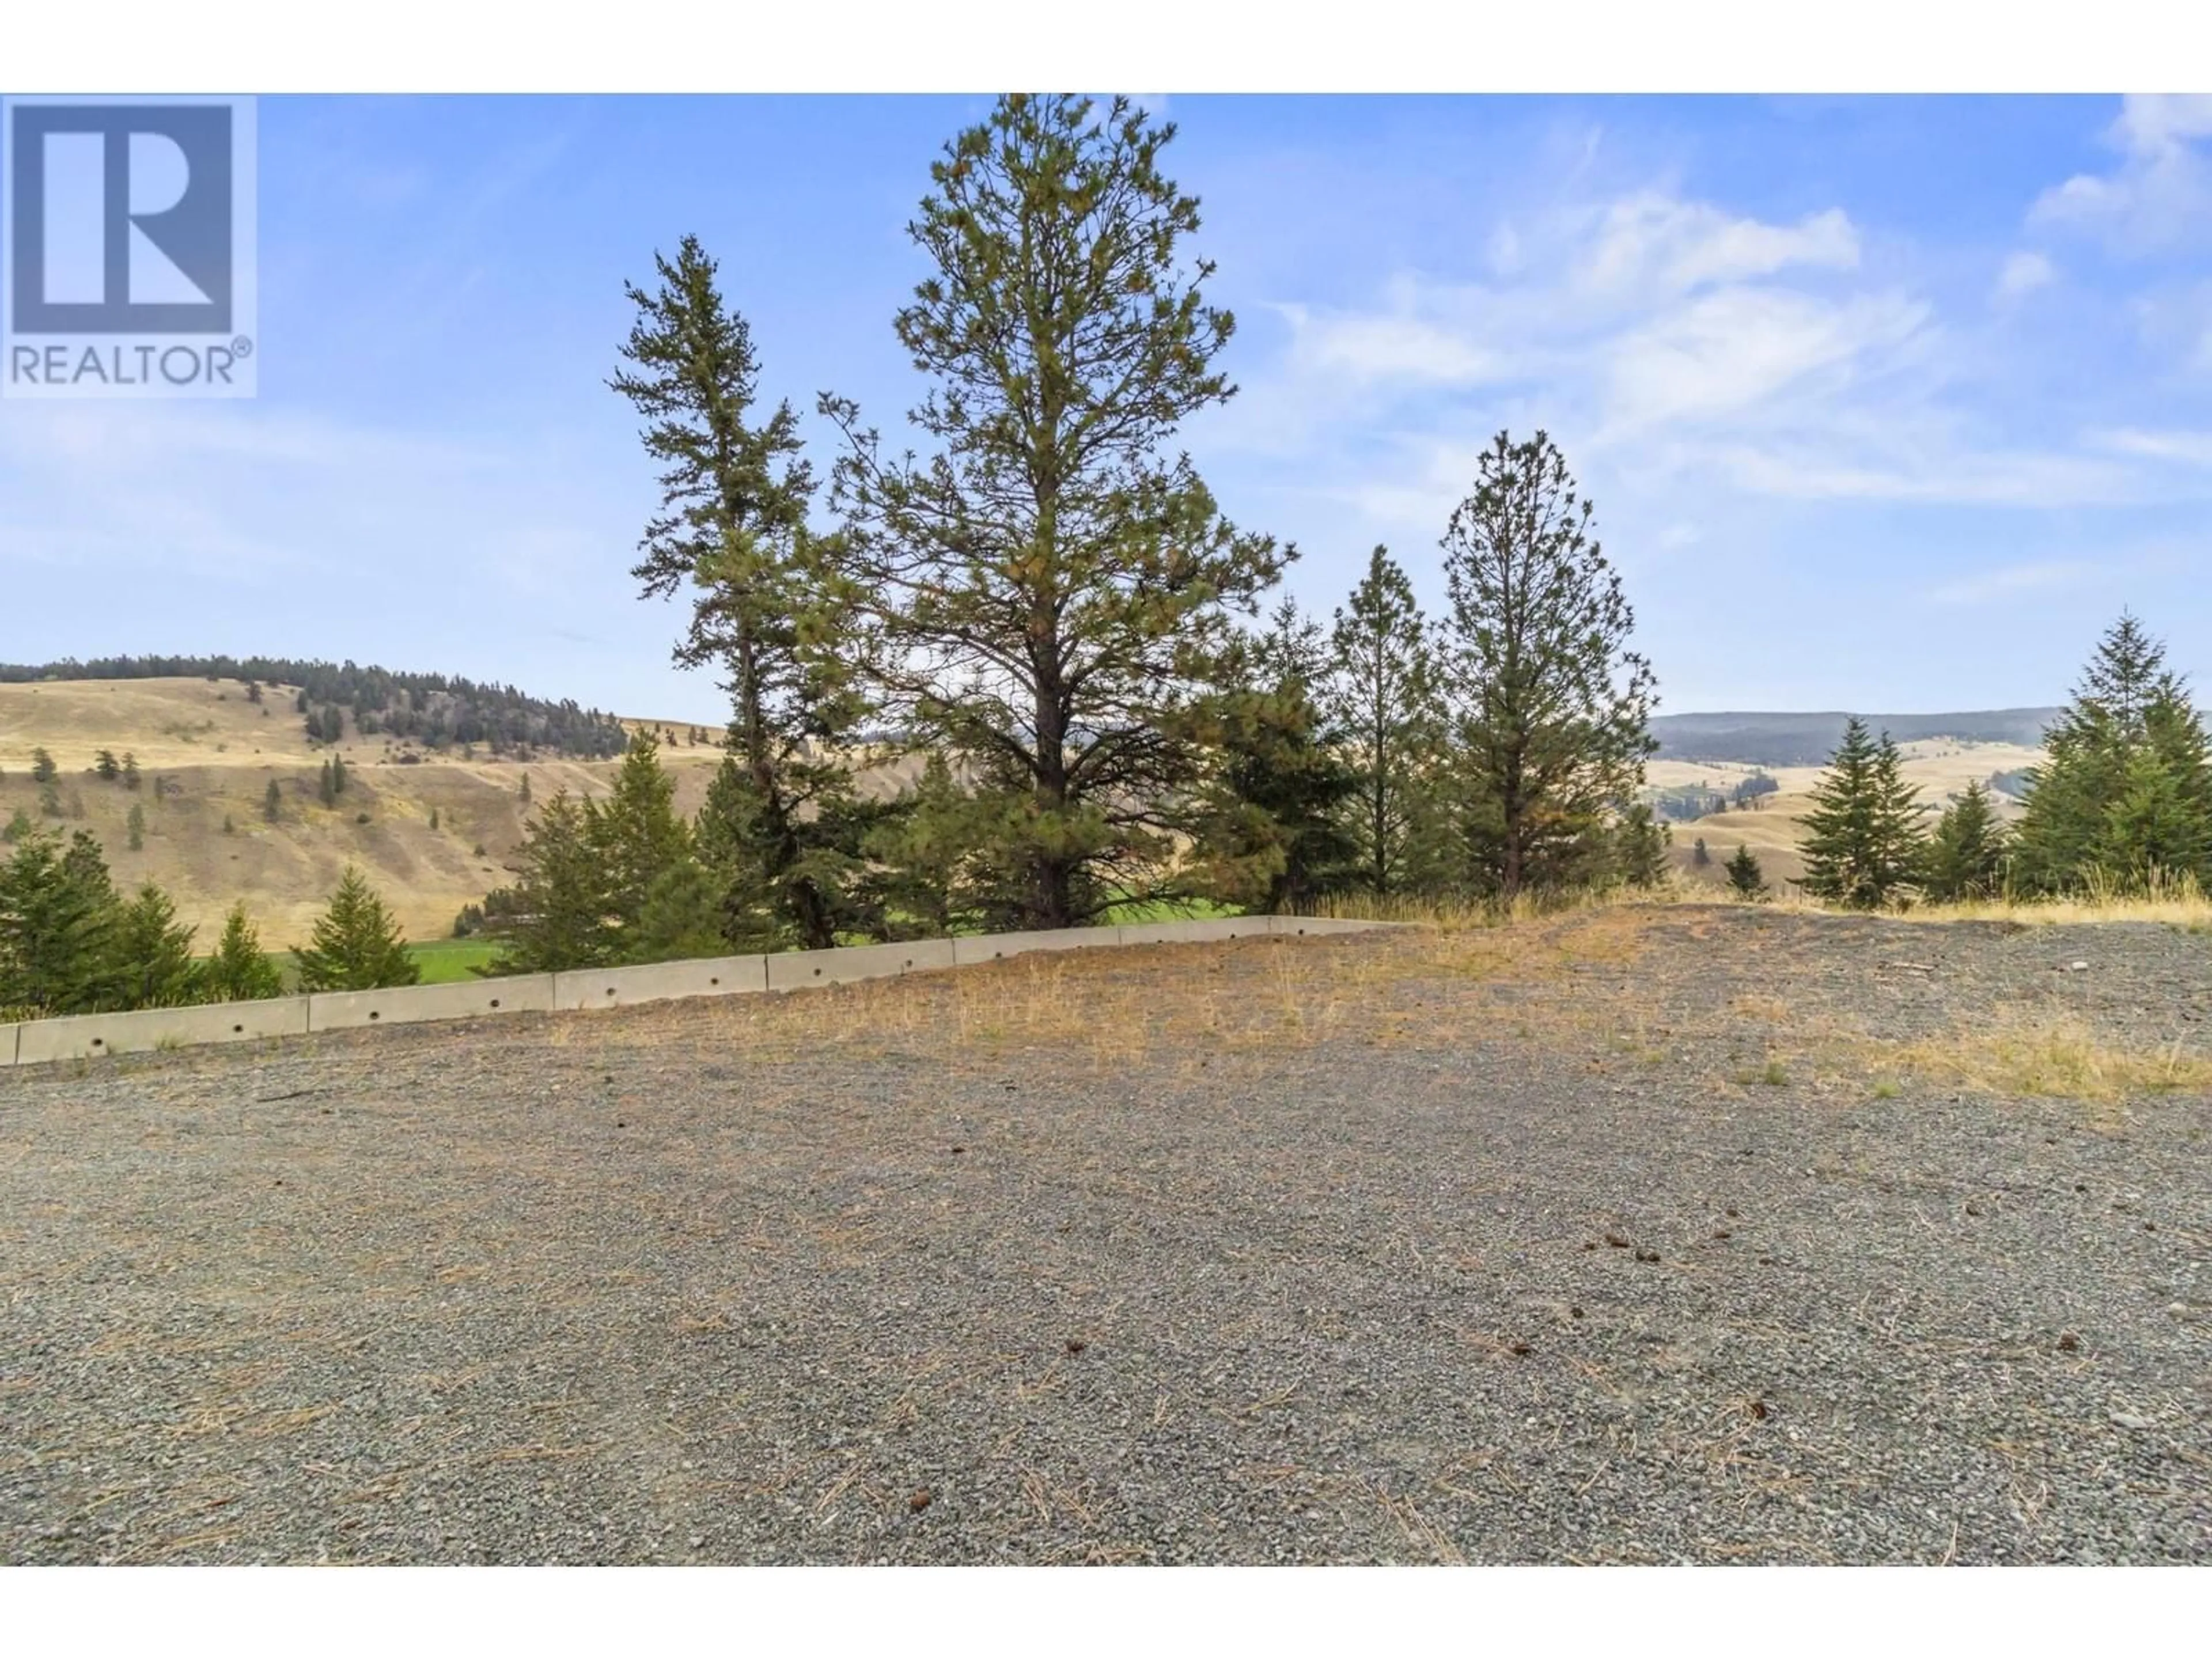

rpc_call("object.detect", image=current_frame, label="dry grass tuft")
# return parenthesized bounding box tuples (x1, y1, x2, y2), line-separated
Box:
(1872, 1013, 2212, 1107)
(1760, 868, 2212, 932)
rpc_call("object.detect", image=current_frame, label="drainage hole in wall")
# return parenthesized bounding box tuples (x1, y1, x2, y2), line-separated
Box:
(369, 1012, 380, 1021)
(710, 977, 719, 986)
(489, 999, 501, 1009)
(605, 988, 616, 997)
(232, 1024, 244, 1035)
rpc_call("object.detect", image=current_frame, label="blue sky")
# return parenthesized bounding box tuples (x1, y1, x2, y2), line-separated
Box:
(2, 93, 2209, 724)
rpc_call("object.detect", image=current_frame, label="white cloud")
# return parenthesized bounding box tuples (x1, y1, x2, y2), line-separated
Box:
(1277, 303, 1503, 387)
(1218, 161, 2212, 544)
(2112, 94, 2212, 153)
(2090, 426, 2212, 467)
(2029, 94, 2212, 253)
(1927, 560, 2100, 606)
(1995, 251, 2055, 301)
(1574, 194, 1858, 300)
(1600, 287, 1928, 433)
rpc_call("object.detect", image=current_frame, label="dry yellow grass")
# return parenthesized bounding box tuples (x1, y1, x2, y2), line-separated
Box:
(1874, 1014, 2212, 1106)
(1759, 868, 2212, 931)
(1648, 737, 2044, 808)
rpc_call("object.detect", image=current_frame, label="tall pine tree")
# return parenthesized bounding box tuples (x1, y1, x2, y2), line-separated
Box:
(1436, 430, 1657, 897)
(822, 94, 1288, 929)
(613, 233, 874, 952)
(1327, 546, 1446, 896)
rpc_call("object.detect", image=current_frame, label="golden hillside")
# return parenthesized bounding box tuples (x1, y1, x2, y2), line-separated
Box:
(0, 677, 734, 950)
(1651, 738, 2044, 892)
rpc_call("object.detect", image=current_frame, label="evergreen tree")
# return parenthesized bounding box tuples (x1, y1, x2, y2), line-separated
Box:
(31, 748, 57, 785)
(331, 753, 349, 796)
(1181, 601, 1360, 914)
(1797, 718, 1927, 908)
(2, 808, 29, 844)
(121, 752, 141, 791)
(264, 779, 282, 823)
(2014, 616, 2212, 892)
(1692, 836, 1711, 867)
(94, 749, 120, 782)
(588, 733, 694, 933)
(1725, 843, 1769, 900)
(293, 867, 419, 992)
(110, 884, 201, 1008)
(518, 771, 532, 807)
(429, 806, 440, 833)
(126, 803, 145, 852)
(1436, 430, 1657, 897)
(623, 859, 728, 964)
(0, 828, 125, 1016)
(1327, 545, 1446, 896)
(486, 792, 616, 973)
(318, 760, 336, 808)
(822, 94, 1288, 930)
(613, 232, 877, 952)
(1610, 802, 1672, 889)
(38, 781, 63, 819)
(1924, 780, 2010, 902)
(865, 751, 988, 939)
(203, 902, 285, 1001)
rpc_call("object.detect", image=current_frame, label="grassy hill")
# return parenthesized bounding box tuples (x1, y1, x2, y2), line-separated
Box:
(0, 676, 737, 950)
(1650, 736, 2046, 893)
(1649, 707, 2059, 767)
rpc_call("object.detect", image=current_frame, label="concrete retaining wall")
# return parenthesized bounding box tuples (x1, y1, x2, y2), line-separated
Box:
(766, 938, 957, 991)
(307, 975, 556, 1033)
(1, 916, 1401, 1069)
(1118, 917, 1273, 947)
(550, 955, 768, 1013)
(1266, 915, 1389, 937)
(13, 996, 310, 1064)
(950, 927, 1126, 966)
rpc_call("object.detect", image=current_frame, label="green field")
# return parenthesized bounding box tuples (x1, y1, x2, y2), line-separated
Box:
(247, 937, 504, 991)
(399, 938, 505, 983)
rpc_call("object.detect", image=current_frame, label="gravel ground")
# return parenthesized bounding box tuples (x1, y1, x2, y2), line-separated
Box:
(2, 904, 2207, 1564)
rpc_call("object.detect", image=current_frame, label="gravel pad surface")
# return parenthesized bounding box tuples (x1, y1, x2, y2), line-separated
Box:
(3, 907, 2207, 1563)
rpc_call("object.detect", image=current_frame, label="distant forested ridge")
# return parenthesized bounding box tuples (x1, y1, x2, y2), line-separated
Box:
(1648, 709, 2061, 767)
(0, 655, 629, 759)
